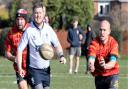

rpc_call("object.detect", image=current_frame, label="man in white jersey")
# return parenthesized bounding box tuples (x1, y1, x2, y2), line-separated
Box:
(16, 2, 66, 89)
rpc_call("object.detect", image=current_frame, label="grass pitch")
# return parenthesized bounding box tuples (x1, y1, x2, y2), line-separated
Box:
(0, 56, 128, 89)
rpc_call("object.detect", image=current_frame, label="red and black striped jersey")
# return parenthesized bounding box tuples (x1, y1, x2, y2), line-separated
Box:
(88, 36, 119, 76)
(4, 23, 29, 75)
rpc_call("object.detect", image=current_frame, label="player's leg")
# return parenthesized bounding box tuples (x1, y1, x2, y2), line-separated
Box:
(74, 47, 81, 73)
(74, 56, 79, 73)
(42, 67, 50, 89)
(32, 84, 50, 89)
(95, 76, 107, 89)
(32, 83, 50, 89)
(33, 83, 43, 89)
(28, 67, 51, 89)
(108, 74, 119, 89)
(27, 67, 43, 89)
(16, 73, 28, 89)
(44, 87, 50, 89)
(69, 47, 75, 74)
(19, 80, 28, 89)
(69, 55, 74, 74)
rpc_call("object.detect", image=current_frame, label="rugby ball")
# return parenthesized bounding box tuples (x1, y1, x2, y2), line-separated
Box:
(39, 44, 54, 60)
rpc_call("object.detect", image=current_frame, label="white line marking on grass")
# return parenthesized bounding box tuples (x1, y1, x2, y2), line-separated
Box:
(0, 73, 128, 79)
(51, 74, 93, 78)
(0, 65, 11, 67)
(52, 75, 128, 79)
(78, 65, 128, 68)
(0, 76, 15, 77)
(0, 74, 15, 77)
(0, 81, 17, 84)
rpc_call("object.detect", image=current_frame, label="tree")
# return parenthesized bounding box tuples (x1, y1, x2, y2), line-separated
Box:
(8, 0, 20, 24)
(8, 0, 94, 29)
(9, 0, 34, 24)
(44, 0, 94, 29)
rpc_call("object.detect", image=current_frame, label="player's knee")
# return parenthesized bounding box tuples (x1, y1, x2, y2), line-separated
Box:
(44, 86, 50, 89)
(19, 80, 28, 89)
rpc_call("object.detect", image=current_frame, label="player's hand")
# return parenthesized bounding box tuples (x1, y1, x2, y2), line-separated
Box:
(60, 57, 66, 64)
(18, 68, 26, 78)
(99, 58, 105, 68)
(79, 34, 83, 41)
(89, 63, 95, 72)
(99, 57, 106, 69)
(88, 58, 95, 72)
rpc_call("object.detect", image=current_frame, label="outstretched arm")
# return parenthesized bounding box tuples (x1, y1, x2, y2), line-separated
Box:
(99, 56, 117, 69)
(88, 56, 95, 72)
(5, 51, 15, 62)
(55, 43, 66, 64)
(16, 51, 26, 77)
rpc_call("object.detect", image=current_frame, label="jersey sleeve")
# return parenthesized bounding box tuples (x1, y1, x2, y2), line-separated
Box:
(110, 39, 119, 57)
(49, 26, 60, 47)
(4, 31, 12, 52)
(88, 40, 97, 58)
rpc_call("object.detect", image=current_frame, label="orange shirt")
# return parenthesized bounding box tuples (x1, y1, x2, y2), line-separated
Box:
(5, 23, 29, 75)
(88, 36, 119, 76)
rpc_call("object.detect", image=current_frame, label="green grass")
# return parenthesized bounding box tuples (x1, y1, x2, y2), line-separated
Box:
(0, 56, 128, 89)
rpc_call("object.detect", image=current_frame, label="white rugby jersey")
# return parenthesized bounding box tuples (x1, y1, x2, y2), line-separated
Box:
(18, 22, 60, 69)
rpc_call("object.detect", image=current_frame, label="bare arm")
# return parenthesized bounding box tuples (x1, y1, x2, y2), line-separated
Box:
(5, 52, 15, 62)
(16, 51, 23, 71)
(88, 56, 95, 72)
(55, 43, 66, 64)
(16, 51, 25, 77)
(99, 56, 117, 69)
(104, 61, 116, 69)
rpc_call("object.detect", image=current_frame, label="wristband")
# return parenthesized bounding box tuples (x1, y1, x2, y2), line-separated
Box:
(110, 55, 117, 61)
(59, 55, 64, 58)
(88, 56, 95, 60)
(57, 52, 64, 59)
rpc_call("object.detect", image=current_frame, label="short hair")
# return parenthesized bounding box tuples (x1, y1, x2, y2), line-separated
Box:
(72, 16, 78, 23)
(32, 2, 45, 11)
(100, 19, 111, 30)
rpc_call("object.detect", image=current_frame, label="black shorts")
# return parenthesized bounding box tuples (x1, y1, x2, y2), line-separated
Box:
(27, 66, 51, 87)
(16, 73, 28, 84)
(95, 74, 119, 89)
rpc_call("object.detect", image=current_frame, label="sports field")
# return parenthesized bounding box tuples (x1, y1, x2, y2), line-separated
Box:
(0, 56, 128, 89)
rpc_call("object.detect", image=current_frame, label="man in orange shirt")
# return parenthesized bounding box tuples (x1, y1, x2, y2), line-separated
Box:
(4, 9, 29, 89)
(88, 20, 119, 89)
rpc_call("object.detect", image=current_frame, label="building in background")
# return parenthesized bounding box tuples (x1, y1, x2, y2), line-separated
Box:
(93, 0, 128, 57)
(93, 0, 128, 29)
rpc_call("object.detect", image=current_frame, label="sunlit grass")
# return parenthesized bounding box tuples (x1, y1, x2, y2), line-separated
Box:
(0, 56, 128, 89)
